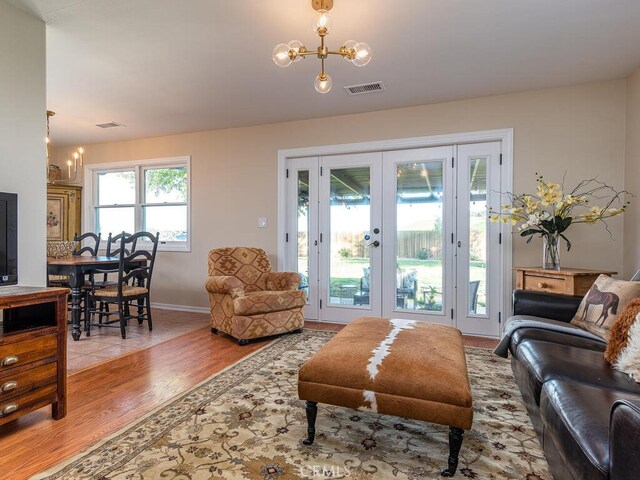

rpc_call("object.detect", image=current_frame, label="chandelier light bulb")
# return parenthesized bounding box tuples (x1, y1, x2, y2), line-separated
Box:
(312, 9, 332, 34)
(272, 43, 293, 67)
(352, 42, 372, 67)
(343, 40, 357, 61)
(288, 40, 304, 63)
(314, 73, 332, 94)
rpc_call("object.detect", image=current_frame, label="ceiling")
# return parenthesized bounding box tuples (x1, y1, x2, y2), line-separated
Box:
(8, 0, 640, 147)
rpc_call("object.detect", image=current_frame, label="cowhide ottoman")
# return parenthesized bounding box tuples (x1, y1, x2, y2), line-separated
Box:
(298, 317, 473, 477)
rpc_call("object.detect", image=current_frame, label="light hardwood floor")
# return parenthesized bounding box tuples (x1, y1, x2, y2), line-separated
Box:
(0, 314, 498, 480)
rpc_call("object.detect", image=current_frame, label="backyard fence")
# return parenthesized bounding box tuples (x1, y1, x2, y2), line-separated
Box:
(326, 230, 443, 259)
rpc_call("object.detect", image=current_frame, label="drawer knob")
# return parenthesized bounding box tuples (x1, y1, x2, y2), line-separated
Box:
(538, 282, 548, 288)
(1, 356, 18, 367)
(1, 403, 18, 416)
(1, 381, 17, 393)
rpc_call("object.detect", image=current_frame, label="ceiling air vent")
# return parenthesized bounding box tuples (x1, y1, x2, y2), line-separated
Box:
(344, 81, 385, 96)
(96, 122, 125, 129)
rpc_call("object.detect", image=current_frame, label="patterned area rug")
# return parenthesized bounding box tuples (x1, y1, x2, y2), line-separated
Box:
(34, 330, 550, 480)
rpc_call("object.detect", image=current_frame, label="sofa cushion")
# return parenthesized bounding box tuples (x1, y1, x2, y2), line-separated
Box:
(233, 290, 306, 316)
(516, 340, 640, 405)
(509, 327, 606, 358)
(570, 275, 640, 340)
(541, 380, 640, 480)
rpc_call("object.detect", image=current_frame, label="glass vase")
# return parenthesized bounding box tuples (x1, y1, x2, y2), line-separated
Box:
(543, 234, 561, 270)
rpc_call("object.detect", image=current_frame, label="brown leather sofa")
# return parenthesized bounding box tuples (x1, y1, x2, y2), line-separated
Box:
(508, 290, 640, 480)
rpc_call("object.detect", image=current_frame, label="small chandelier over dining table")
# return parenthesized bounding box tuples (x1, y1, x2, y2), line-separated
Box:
(272, 0, 372, 94)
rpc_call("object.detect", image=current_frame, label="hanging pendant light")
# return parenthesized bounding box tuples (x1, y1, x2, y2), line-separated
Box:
(272, 0, 372, 94)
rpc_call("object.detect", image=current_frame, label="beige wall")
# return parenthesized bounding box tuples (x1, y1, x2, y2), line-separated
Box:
(53, 79, 628, 308)
(624, 67, 640, 278)
(0, 1, 47, 286)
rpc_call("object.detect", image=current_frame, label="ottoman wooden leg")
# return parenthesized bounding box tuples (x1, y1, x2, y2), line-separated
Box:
(441, 427, 464, 477)
(303, 401, 318, 445)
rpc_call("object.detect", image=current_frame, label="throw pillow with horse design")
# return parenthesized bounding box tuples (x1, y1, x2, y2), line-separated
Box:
(571, 275, 640, 340)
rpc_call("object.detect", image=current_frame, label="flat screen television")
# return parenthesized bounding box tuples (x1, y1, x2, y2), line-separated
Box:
(0, 192, 18, 286)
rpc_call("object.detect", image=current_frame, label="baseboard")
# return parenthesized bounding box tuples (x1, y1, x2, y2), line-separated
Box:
(151, 302, 210, 314)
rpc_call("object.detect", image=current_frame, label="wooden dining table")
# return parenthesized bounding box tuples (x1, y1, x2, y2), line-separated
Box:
(47, 256, 145, 341)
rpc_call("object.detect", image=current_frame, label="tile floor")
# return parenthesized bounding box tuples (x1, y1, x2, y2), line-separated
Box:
(66, 309, 210, 373)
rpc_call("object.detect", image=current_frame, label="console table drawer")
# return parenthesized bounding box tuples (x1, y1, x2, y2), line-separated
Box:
(0, 334, 57, 372)
(0, 362, 57, 401)
(515, 267, 617, 297)
(522, 275, 566, 294)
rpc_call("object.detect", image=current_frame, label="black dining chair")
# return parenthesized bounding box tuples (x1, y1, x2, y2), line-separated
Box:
(48, 232, 101, 287)
(84, 231, 159, 338)
(74, 231, 101, 256)
(88, 231, 139, 331)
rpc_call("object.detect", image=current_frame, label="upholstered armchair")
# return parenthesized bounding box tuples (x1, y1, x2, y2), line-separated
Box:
(205, 247, 306, 345)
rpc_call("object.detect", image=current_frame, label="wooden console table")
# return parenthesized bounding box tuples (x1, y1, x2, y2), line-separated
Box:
(515, 267, 617, 297)
(0, 286, 69, 425)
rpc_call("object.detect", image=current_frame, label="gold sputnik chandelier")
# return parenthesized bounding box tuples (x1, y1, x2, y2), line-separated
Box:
(272, 0, 372, 94)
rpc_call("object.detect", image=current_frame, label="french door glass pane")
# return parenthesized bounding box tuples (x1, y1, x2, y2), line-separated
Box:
(144, 167, 187, 203)
(469, 157, 487, 315)
(97, 171, 135, 205)
(297, 171, 310, 300)
(142, 205, 188, 241)
(396, 161, 443, 312)
(329, 167, 370, 306)
(95, 207, 135, 236)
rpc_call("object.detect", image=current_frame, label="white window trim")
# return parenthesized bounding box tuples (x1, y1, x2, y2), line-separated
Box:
(84, 156, 191, 253)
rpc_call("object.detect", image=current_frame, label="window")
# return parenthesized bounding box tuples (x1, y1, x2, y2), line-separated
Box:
(88, 156, 190, 252)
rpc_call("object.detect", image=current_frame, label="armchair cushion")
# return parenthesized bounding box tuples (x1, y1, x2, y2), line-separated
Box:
(233, 290, 306, 316)
(267, 272, 301, 291)
(205, 276, 245, 298)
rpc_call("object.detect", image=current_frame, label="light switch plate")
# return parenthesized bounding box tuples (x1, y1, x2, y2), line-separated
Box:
(258, 217, 268, 228)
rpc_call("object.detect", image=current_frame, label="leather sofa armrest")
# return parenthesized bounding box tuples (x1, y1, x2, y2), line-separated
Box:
(610, 399, 640, 480)
(205, 276, 245, 298)
(267, 272, 301, 291)
(512, 290, 582, 323)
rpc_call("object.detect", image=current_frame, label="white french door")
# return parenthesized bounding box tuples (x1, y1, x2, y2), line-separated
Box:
(455, 143, 502, 337)
(284, 141, 503, 336)
(381, 146, 455, 326)
(319, 152, 382, 323)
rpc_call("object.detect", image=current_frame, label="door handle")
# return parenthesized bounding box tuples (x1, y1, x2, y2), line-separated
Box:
(367, 240, 380, 247)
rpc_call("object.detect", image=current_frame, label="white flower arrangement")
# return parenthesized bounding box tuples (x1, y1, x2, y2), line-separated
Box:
(488, 174, 629, 250)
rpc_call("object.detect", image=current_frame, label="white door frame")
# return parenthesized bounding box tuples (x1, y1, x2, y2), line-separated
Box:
(277, 129, 514, 336)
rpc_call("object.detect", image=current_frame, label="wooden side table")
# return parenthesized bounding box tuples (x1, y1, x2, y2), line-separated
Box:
(514, 267, 617, 297)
